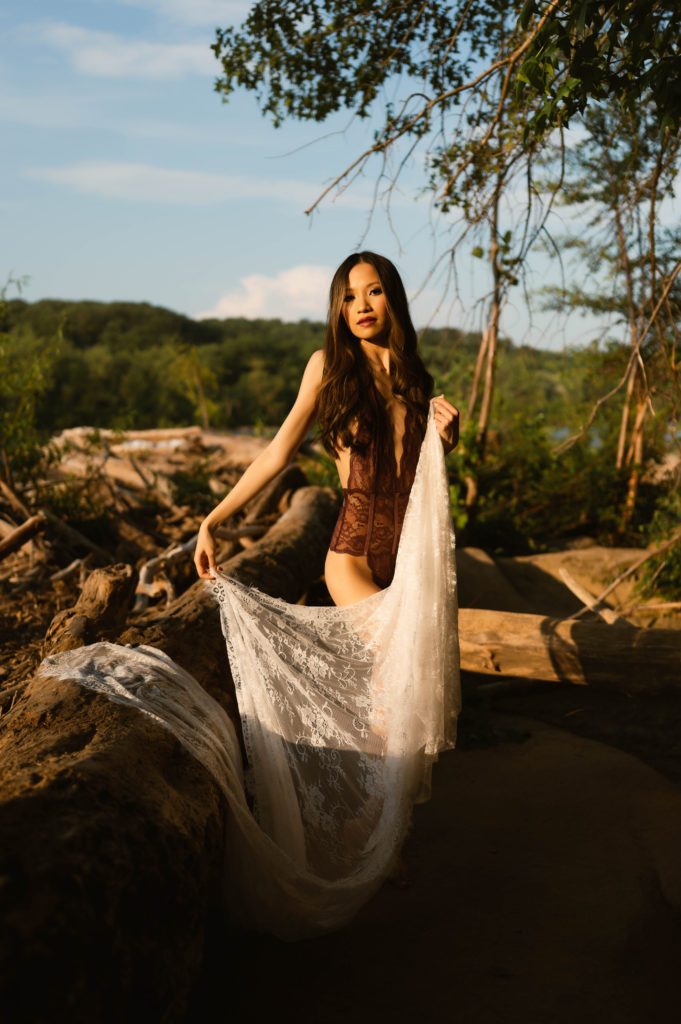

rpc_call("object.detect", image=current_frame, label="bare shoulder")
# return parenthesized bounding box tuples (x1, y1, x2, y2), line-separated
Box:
(300, 348, 325, 392)
(305, 348, 325, 379)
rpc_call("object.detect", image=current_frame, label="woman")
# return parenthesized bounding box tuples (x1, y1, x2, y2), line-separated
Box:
(193, 253, 459, 592)
(39, 255, 461, 942)
(186, 252, 461, 934)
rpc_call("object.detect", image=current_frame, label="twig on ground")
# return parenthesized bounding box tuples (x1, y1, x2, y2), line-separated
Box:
(569, 527, 681, 620)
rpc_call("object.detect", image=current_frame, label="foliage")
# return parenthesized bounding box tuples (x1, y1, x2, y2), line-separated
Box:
(214, 1, 681, 137)
(213, 0, 681, 234)
(638, 487, 681, 600)
(169, 460, 216, 514)
(213, 1, 510, 126)
(0, 285, 60, 489)
(518, 1, 681, 136)
(297, 451, 343, 494)
(449, 412, 626, 553)
(169, 346, 220, 430)
(538, 94, 681, 525)
(4, 296, 678, 557)
(3, 300, 323, 432)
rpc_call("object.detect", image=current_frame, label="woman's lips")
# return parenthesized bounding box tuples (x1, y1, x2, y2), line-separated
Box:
(357, 318, 376, 326)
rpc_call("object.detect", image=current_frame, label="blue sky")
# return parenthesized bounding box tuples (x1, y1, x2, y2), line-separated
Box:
(2, 0, 619, 348)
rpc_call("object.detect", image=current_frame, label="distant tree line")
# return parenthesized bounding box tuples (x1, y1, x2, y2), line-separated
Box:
(1, 296, 678, 575)
(2, 296, 640, 445)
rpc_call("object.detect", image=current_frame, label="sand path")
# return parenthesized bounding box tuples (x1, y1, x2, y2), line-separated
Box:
(192, 715, 681, 1023)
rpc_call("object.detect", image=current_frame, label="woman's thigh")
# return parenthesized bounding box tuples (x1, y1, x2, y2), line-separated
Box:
(324, 550, 381, 607)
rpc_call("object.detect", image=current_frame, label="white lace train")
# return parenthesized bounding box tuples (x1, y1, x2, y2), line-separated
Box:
(38, 407, 459, 939)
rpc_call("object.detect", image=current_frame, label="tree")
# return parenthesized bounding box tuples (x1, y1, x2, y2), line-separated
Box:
(543, 97, 681, 524)
(168, 345, 219, 431)
(213, 1, 681, 210)
(213, 2, 680, 453)
(517, 1, 681, 135)
(0, 279, 59, 491)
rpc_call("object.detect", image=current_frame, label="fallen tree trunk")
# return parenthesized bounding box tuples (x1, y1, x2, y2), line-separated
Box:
(459, 607, 681, 694)
(43, 511, 111, 563)
(241, 462, 308, 524)
(131, 464, 310, 613)
(45, 562, 138, 654)
(0, 484, 340, 1024)
(0, 512, 48, 561)
(118, 485, 340, 704)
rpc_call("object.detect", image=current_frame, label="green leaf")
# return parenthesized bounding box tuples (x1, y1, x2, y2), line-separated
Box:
(519, 0, 536, 30)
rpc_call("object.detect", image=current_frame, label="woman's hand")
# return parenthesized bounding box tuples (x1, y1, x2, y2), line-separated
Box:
(194, 521, 218, 580)
(431, 395, 460, 454)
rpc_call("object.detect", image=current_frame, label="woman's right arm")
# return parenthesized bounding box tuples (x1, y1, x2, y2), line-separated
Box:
(194, 349, 325, 579)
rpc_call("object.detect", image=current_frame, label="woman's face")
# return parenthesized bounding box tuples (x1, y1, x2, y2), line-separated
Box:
(341, 262, 389, 343)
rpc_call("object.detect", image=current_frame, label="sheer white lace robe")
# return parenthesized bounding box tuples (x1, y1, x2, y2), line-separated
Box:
(39, 407, 460, 939)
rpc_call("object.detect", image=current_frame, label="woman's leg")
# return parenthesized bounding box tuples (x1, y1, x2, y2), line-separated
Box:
(324, 550, 381, 606)
(325, 550, 413, 886)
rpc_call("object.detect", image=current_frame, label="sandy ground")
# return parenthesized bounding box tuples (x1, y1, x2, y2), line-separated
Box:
(189, 713, 681, 1024)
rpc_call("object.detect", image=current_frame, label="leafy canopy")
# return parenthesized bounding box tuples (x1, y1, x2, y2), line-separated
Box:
(213, 0, 681, 139)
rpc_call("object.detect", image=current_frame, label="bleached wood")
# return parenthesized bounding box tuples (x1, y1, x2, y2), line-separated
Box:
(459, 607, 681, 694)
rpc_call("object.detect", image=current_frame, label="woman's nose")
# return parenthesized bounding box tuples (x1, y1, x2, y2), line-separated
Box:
(357, 295, 372, 311)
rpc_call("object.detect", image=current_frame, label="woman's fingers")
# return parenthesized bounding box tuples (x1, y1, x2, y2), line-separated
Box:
(431, 395, 460, 450)
(431, 396, 459, 425)
(432, 394, 459, 418)
(194, 534, 217, 579)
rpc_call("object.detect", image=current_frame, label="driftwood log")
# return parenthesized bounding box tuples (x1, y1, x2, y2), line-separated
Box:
(459, 608, 681, 694)
(0, 513, 48, 561)
(120, 485, 340, 706)
(44, 562, 138, 654)
(131, 463, 311, 614)
(0, 485, 340, 1024)
(241, 462, 308, 525)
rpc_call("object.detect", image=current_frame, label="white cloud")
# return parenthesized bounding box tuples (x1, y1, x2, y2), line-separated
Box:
(0, 89, 89, 130)
(113, 0, 251, 27)
(196, 266, 333, 320)
(0, 84, 237, 144)
(38, 21, 213, 79)
(27, 161, 320, 206)
(111, 117, 236, 144)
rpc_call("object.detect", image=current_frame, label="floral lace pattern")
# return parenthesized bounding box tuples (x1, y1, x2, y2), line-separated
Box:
(37, 407, 459, 940)
(329, 401, 424, 587)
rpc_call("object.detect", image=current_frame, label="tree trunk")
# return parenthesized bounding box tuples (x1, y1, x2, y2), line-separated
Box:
(622, 394, 647, 525)
(476, 200, 503, 452)
(118, 485, 339, 701)
(44, 562, 138, 654)
(467, 325, 488, 421)
(615, 360, 636, 470)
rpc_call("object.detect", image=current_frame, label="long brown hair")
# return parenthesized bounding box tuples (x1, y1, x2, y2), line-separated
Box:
(316, 252, 433, 456)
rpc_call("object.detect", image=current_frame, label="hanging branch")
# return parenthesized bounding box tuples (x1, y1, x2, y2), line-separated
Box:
(303, 1, 560, 215)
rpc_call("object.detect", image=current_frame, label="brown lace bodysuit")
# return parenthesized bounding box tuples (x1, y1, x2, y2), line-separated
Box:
(328, 400, 425, 589)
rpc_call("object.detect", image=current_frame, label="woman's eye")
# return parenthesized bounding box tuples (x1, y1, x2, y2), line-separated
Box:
(344, 295, 353, 302)
(370, 288, 382, 295)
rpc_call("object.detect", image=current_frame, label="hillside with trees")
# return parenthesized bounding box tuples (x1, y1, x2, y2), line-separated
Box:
(2, 295, 678, 563)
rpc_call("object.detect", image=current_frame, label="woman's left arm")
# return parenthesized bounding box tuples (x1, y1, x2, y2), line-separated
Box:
(431, 395, 460, 455)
